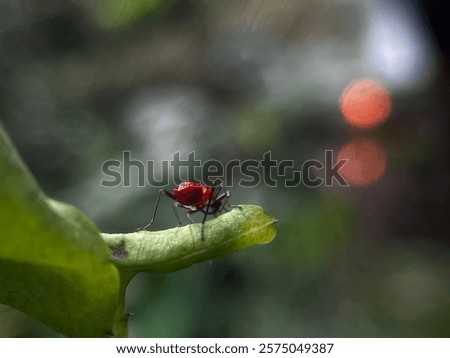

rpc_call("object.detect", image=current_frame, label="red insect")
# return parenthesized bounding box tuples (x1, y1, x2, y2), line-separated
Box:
(137, 181, 238, 239)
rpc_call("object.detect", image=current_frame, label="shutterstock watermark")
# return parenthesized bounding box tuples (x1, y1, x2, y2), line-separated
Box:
(101, 151, 348, 188)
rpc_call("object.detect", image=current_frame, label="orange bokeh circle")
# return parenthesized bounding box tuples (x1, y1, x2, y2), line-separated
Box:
(338, 138, 388, 186)
(340, 78, 392, 129)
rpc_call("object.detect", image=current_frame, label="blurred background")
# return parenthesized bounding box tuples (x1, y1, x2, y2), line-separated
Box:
(1, 0, 449, 337)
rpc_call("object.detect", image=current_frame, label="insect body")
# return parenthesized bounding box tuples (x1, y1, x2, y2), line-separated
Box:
(173, 182, 213, 208)
(137, 181, 237, 239)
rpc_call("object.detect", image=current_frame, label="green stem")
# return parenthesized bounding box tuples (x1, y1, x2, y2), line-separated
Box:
(112, 271, 135, 337)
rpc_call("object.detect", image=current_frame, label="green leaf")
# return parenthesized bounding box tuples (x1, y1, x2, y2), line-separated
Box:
(0, 126, 123, 337)
(103, 205, 277, 273)
(0, 124, 277, 337)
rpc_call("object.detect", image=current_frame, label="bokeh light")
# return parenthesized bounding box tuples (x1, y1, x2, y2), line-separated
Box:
(363, 0, 436, 88)
(340, 78, 392, 129)
(338, 138, 388, 186)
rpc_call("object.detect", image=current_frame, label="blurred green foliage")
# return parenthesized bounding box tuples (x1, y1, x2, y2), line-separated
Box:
(96, 0, 171, 29)
(274, 195, 354, 269)
(235, 107, 281, 154)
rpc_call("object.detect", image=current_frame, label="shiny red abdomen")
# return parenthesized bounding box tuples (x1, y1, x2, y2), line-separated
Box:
(173, 182, 213, 208)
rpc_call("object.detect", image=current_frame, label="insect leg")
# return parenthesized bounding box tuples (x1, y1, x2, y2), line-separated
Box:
(172, 203, 183, 226)
(185, 210, 195, 224)
(175, 203, 198, 225)
(136, 189, 175, 231)
(200, 186, 216, 240)
(218, 190, 241, 212)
